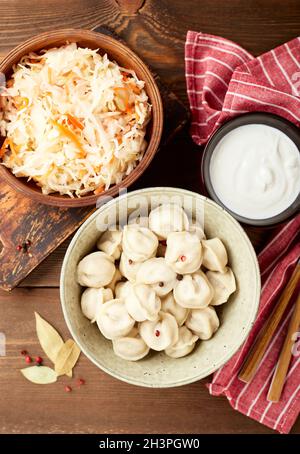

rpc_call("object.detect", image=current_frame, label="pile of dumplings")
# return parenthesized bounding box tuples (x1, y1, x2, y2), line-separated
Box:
(77, 204, 236, 361)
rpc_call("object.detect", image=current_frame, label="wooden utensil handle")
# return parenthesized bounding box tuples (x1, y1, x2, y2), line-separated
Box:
(239, 263, 300, 383)
(267, 293, 300, 402)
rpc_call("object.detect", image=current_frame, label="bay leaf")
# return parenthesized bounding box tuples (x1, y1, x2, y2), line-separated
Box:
(35, 312, 64, 363)
(35, 312, 73, 377)
(55, 339, 81, 376)
(21, 366, 57, 384)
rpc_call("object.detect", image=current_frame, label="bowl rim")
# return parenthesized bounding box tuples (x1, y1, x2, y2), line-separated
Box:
(201, 112, 300, 227)
(60, 187, 261, 388)
(0, 28, 163, 207)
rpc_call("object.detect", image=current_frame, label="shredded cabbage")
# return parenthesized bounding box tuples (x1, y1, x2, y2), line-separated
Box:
(0, 43, 151, 197)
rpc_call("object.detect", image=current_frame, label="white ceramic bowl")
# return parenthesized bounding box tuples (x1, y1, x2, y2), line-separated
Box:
(60, 187, 261, 387)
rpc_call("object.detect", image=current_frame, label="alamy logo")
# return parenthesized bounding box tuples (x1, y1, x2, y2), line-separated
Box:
(291, 72, 300, 96)
(0, 72, 6, 94)
(291, 331, 300, 357)
(0, 332, 6, 356)
(95, 189, 205, 233)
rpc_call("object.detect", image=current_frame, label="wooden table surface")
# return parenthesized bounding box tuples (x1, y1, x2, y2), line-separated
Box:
(0, 0, 299, 434)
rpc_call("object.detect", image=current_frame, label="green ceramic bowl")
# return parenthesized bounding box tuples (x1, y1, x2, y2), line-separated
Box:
(60, 187, 261, 387)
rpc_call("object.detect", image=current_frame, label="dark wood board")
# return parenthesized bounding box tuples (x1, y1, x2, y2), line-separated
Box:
(0, 26, 188, 291)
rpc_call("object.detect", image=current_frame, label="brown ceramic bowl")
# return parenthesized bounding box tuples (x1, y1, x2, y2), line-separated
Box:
(0, 29, 163, 207)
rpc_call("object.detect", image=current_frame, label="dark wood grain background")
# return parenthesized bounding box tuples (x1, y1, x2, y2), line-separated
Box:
(0, 0, 299, 434)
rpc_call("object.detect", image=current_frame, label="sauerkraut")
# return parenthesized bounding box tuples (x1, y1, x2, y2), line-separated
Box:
(0, 43, 151, 197)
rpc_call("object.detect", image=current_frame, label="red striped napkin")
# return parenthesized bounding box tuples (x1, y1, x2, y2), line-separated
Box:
(185, 31, 300, 433)
(185, 31, 300, 145)
(207, 216, 300, 434)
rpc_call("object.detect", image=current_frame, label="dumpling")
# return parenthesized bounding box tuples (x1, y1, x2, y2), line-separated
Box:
(107, 268, 122, 292)
(81, 287, 113, 321)
(122, 224, 158, 262)
(119, 252, 142, 282)
(112, 327, 150, 361)
(206, 267, 236, 305)
(165, 326, 198, 358)
(77, 251, 115, 287)
(148, 203, 190, 239)
(124, 283, 161, 322)
(202, 238, 228, 272)
(174, 270, 214, 308)
(136, 257, 177, 296)
(97, 229, 122, 259)
(96, 299, 135, 340)
(189, 221, 206, 240)
(185, 306, 220, 340)
(165, 231, 202, 274)
(139, 311, 179, 351)
(115, 280, 133, 299)
(161, 292, 189, 326)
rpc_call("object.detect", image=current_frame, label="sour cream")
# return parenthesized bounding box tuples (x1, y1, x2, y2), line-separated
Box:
(209, 124, 300, 220)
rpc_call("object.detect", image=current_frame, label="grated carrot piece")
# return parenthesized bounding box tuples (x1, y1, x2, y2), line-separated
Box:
(8, 139, 16, 154)
(14, 96, 29, 110)
(66, 113, 84, 130)
(52, 119, 86, 158)
(94, 185, 105, 195)
(129, 82, 141, 95)
(94, 165, 102, 174)
(0, 138, 9, 158)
